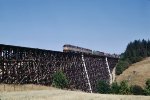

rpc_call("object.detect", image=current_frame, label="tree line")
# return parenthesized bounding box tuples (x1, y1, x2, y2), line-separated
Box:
(116, 39, 150, 75)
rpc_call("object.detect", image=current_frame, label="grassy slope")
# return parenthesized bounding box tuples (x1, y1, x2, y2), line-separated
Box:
(0, 87, 150, 100)
(116, 57, 150, 87)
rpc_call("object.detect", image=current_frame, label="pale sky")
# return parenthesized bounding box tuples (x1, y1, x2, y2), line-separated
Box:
(0, 0, 150, 54)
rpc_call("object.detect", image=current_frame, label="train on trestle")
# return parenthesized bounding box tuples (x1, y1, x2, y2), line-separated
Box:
(63, 44, 119, 58)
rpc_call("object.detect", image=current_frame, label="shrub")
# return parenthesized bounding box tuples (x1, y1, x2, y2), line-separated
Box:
(130, 85, 144, 95)
(144, 89, 150, 95)
(52, 71, 68, 89)
(111, 82, 120, 94)
(144, 79, 150, 95)
(116, 60, 130, 75)
(146, 79, 150, 88)
(96, 80, 111, 94)
(119, 81, 130, 95)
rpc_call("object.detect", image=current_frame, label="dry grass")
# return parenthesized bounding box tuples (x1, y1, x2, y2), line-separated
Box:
(116, 57, 150, 87)
(0, 89, 150, 100)
(0, 84, 150, 100)
(0, 84, 55, 92)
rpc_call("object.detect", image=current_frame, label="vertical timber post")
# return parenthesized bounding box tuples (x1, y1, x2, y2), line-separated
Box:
(105, 57, 112, 84)
(81, 54, 92, 93)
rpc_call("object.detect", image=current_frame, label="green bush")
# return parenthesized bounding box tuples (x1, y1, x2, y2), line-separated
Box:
(119, 81, 130, 95)
(130, 85, 144, 95)
(111, 82, 120, 94)
(146, 79, 150, 88)
(144, 79, 150, 95)
(96, 80, 111, 94)
(116, 60, 130, 75)
(96, 81, 146, 95)
(52, 71, 68, 89)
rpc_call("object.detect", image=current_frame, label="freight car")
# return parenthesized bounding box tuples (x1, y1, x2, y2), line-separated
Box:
(92, 50, 105, 56)
(63, 44, 120, 58)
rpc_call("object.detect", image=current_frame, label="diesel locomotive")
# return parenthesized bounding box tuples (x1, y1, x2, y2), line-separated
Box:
(63, 44, 119, 58)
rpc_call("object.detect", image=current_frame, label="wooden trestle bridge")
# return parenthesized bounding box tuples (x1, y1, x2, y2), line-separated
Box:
(0, 44, 118, 93)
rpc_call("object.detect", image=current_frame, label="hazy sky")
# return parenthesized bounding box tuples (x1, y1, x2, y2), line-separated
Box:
(0, 0, 150, 54)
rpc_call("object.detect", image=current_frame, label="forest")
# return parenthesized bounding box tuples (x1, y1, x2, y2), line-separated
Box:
(116, 39, 150, 75)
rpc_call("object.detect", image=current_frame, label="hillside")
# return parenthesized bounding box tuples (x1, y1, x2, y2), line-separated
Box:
(116, 57, 150, 88)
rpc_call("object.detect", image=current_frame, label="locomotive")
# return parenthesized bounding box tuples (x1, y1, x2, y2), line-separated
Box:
(63, 44, 120, 58)
(63, 44, 92, 54)
(63, 44, 104, 56)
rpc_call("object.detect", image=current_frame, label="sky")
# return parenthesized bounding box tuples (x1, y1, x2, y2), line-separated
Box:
(0, 0, 150, 54)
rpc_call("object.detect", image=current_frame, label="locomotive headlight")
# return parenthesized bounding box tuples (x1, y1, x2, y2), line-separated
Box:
(63, 47, 69, 50)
